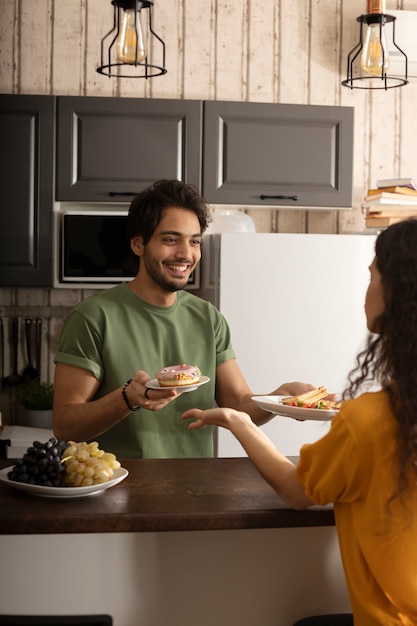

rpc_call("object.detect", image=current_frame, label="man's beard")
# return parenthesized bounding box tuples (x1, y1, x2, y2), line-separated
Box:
(142, 250, 191, 293)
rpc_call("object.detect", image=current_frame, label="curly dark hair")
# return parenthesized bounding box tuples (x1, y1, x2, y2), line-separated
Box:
(344, 218, 417, 502)
(127, 179, 212, 244)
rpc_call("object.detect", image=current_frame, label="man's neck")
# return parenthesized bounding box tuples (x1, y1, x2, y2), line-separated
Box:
(128, 276, 178, 307)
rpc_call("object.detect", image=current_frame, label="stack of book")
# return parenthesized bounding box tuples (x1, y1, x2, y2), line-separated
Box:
(362, 178, 417, 229)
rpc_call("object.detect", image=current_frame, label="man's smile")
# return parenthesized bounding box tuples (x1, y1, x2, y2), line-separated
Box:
(164, 261, 191, 275)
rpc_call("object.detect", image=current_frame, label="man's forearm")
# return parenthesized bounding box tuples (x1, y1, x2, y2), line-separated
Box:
(53, 386, 131, 442)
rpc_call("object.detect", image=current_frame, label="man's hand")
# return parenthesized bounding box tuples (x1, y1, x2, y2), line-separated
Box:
(129, 370, 179, 410)
(268, 382, 338, 403)
(270, 381, 316, 397)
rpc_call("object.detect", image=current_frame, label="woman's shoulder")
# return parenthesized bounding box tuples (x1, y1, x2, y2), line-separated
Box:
(339, 389, 395, 438)
(343, 389, 390, 412)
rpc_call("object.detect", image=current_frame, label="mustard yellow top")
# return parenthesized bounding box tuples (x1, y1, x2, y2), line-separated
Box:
(296, 390, 417, 626)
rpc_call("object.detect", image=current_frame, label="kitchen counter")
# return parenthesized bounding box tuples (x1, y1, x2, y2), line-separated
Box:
(0, 457, 334, 534)
(0, 458, 349, 623)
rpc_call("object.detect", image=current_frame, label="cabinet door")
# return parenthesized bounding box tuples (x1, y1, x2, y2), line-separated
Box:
(202, 101, 354, 208)
(56, 97, 202, 202)
(0, 95, 55, 287)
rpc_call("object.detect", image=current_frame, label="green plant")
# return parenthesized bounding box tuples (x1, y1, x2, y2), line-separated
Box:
(15, 380, 54, 410)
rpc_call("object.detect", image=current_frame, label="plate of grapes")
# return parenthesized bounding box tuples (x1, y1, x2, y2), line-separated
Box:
(0, 438, 128, 499)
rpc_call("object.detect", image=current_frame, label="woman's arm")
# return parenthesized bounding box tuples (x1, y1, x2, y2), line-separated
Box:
(182, 406, 314, 510)
(214, 359, 316, 426)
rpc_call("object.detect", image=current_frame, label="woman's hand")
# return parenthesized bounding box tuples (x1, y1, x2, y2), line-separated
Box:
(182, 407, 250, 431)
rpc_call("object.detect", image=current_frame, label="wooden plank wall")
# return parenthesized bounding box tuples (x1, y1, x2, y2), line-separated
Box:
(1, 0, 416, 233)
(0, 0, 416, 422)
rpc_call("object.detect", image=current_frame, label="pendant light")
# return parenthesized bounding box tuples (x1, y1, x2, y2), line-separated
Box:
(342, 0, 408, 90)
(97, 0, 167, 78)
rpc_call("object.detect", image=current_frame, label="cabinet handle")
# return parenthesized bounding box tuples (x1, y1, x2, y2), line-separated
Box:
(108, 191, 138, 197)
(259, 194, 298, 201)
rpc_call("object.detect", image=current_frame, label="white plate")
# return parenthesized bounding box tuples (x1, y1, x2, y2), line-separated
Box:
(0, 466, 129, 499)
(145, 375, 210, 393)
(251, 396, 338, 421)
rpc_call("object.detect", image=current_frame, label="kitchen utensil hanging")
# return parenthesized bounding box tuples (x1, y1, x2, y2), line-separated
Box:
(35, 318, 42, 382)
(22, 318, 38, 382)
(3, 317, 23, 387)
(0, 318, 4, 390)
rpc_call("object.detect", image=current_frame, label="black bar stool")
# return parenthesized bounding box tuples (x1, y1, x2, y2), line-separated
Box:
(292, 615, 353, 625)
(0, 617, 112, 626)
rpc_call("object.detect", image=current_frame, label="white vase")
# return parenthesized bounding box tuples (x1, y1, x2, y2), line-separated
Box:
(23, 409, 53, 429)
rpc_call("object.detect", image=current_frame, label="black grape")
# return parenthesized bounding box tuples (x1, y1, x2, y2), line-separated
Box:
(7, 438, 70, 487)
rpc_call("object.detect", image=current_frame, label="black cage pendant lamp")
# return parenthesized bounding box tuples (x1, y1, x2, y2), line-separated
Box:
(97, 0, 167, 78)
(342, 0, 408, 90)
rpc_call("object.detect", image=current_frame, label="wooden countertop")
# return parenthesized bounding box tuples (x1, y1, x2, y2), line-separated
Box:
(0, 457, 334, 534)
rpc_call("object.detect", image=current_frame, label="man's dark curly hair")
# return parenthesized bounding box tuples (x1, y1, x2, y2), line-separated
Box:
(127, 179, 212, 244)
(344, 218, 417, 502)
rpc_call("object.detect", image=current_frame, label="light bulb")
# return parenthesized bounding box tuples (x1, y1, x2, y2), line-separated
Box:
(360, 21, 390, 76)
(116, 8, 146, 64)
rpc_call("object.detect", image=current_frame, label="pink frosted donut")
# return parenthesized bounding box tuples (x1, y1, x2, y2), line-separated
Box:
(156, 363, 201, 387)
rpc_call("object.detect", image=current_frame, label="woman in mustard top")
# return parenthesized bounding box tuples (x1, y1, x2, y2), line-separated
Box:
(183, 218, 417, 626)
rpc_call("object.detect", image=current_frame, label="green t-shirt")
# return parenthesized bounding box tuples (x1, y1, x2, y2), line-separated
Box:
(54, 284, 235, 458)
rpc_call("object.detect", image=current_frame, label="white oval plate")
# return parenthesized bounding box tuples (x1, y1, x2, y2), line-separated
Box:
(145, 375, 210, 393)
(0, 466, 129, 499)
(251, 396, 338, 421)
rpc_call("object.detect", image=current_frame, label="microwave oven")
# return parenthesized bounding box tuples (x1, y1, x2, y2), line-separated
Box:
(56, 210, 199, 289)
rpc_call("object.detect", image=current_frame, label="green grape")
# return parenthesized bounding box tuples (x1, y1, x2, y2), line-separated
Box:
(62, 440, 121, 487)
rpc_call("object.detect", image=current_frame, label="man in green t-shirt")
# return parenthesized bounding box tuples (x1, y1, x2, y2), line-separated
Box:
(53, 179, 311, 458)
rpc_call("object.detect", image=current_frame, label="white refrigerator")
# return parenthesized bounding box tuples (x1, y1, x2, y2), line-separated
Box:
(195, 232, 377, 457)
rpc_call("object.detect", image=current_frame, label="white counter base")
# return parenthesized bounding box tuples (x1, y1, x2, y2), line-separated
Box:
(0, 527, 351, 625)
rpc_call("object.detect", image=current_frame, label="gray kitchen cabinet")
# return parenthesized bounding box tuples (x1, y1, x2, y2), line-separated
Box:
(0, 94, 55, 287)
(56, 96, 202, 202)
(202, 100, 354, 208)
(0, 94, 354, 291)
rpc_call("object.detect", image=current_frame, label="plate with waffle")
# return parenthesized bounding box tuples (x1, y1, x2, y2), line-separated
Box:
(251, 386, 341, 421)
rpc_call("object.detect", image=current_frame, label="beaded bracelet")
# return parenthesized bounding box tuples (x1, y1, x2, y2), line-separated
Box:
(122, 379, 141, 412)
